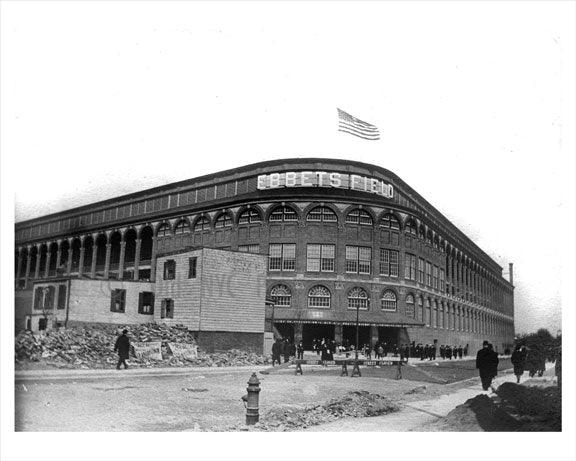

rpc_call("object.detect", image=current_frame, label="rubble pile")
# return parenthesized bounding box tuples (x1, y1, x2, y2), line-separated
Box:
(15, 324, 268, 369)
(427, 383, 561, 432)
(224, 391, 399, 431)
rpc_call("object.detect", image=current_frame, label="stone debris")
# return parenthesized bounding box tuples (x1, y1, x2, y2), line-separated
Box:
(405, 385, 427, 394)
(15, 324, 268, 369)
(220, 391, 400, 432)
(425, 383, 561, 432)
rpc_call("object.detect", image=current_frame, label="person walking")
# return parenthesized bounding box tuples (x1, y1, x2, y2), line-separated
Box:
(114, 329, 131, 370)
(457, 345, 463, 359)
(271, 338, 283, 366)
(296, 340, 304, 360)
(476, 340, 499, 391)
(511, 344, 527, 383)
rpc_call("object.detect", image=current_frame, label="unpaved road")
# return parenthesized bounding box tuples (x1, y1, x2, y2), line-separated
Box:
(14, 357, 525, 432)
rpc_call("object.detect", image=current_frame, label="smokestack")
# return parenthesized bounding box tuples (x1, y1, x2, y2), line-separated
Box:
(509, 263, 514, 285)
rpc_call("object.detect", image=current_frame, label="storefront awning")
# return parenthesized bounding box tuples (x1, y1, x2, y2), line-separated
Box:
(267, 308, 425, 328)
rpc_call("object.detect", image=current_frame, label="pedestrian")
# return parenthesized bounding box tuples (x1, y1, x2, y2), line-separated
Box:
(440, 345, 445, 360)
(511, 344, 527, 383)
(453, 346, 458, 360)
(457, 345, 463, 359)
(446, 345, 452, 360)
(271, 338, 283, 366)
(395, 347, 405, 380)
(296, 340, 304, 360)
(364, 343, 372, 359)
(114, 329, 130, 370)
(283, 339, 291, 363)
(377, 344, 384, 360)
(431, 344, 437, 360)
(464, 344, 469, 357)
(476, 340, 499, 391)
(554, 346, 562, 389)
(420, 344, 426, 361)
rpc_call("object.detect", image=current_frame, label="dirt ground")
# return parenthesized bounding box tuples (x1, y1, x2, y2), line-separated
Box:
(15, 364, 485, 432)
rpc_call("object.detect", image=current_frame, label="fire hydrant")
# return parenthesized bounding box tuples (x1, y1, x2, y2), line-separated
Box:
(243, 373, 261, 425)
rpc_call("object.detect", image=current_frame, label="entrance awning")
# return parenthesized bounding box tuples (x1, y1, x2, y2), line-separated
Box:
(268, 308, 425, 328)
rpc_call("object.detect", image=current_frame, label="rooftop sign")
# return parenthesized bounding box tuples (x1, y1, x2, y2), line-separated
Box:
(257, 171, 393, 199)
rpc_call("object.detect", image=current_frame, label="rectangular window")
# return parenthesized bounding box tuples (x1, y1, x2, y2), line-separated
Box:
(238, 244, 260, 254)
(307, 244, 335, 272)
(418, 258, 425, 284)
(268, 244, 296, 271)
(433, 265, 439, 290)
(57, 285, 67, 310)
(43, 286, 55, 310)
(404, 253, 417, 280)
(188, 257, 197, 278)
(346, 246, 371, 274)
(161, 298, 174, 319)
(110, 289, 126, 313)
(426, 261, 432, 286)
(440, 269, 446, 292)
(164, 259, 176, 280)
(379, 249, 399, 277)
(34, 287, 43, 310)
(138, 291, 155, 315)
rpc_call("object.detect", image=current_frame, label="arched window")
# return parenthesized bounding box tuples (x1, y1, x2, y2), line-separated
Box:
(405, 293, 415, 318)
(348, 287, 369, 310)
(381, 290, 397, 311)
(418, 296, 424, 322)
(269, 205, 298, 222)
(215, 213, 232, 228)
(308, 285, 331, 308)
(426, 231, 433, 246)
(419, 226, 426, 240)
(194, 216, 210, 232)
(307, 206, 337, 222)
(174, 220, 190, 235)
(157, 223, 171, 238)
(380, 214, 400, 230)
(432, 300, 438, 328)
(238, 209, 262, 224)
(425, 298, 431, 326)
(404, 219, 417, 235)
(345, 209, 373, 225)
(270, 284, 291, 307)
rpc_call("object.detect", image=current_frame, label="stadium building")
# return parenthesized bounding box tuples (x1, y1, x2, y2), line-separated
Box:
(15, 158, 515, 353)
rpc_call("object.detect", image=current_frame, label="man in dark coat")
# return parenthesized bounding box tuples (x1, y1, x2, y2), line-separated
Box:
(271, 338, 283, 366)
(114, 329, 130, 370)
(511, 344, 527, 383)
(296, 340, 304, 360)
(476, 340, 499, 390)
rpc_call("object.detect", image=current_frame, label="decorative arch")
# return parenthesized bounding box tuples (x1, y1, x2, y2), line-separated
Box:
(174, 218, 191, 235)
(157, 222, 172, 238)
(268, 204, 299, 223)
(238, 207, 263, 225)
(269, 284, 292, 307)
(345, 208, 373, 226)
(214, 211, 233, 229)
(308, 285, 331, 308)
(404, 217, 417, 235)
(380, 213, 401, 230)
(306, 206, 338, 223)
(381, 289, 397, 311)
(193, 215, 211, 232)
(348, 286, 370, 310)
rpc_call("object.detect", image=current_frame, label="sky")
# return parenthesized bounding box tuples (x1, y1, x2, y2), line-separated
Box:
(1, 2, 575, 459)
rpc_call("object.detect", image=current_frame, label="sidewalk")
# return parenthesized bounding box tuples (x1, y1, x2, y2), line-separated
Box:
(15, 363, 269, 381)
(303, 362, 555, 431)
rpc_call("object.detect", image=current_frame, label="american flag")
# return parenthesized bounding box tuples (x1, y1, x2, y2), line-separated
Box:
(337, 108, 380, 141)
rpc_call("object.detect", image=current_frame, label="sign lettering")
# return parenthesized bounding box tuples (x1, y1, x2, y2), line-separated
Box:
(256, 171, 394, 199)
